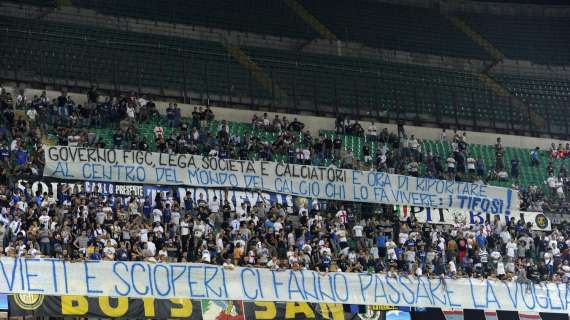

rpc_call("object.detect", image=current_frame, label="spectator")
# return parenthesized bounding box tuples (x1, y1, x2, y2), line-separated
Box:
(0, 86, 567, 286)
(530, 147, 540, 166)
(511, 157, 520, 179)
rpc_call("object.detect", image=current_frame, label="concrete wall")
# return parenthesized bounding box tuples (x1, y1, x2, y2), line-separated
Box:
(6, 85, 563, 151)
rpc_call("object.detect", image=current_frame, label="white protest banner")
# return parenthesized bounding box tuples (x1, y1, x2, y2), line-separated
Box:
(43, 146, 519, 213)
(396, 205, 551, 231)
(0, 258, 568, 313)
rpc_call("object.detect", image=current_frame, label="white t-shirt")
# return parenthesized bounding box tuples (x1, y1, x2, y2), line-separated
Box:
(273, 221, 283, 233)
(399, 232, 409, 245)
(202, 249, 211, 263)
(231, 219, 240, 232)
(193, 223, 205, 238)
(209, 200, 220, 213)
(368, 125, 378, 136)
(449, 261, 457, 273)
(353, 225, 364, 238)
(467, 158, 476, 170)
(337, 229, 348, 242)
(139, 229, 148, 242)
(180, 221, 189, 236)
(152, 209, 163, 223)
(544, 252, 553, 265)
(506, 242, 517, 258)
(146, 241, 156, 256)
(497, 262, 505, 276)
(39, 214, 51, 226)
(408, 139, 419, 150)
(127, 106, 135, 119)
(171, 211, 181, 225)
(27, 109, 38, 121)
(103, 246, 116, 257)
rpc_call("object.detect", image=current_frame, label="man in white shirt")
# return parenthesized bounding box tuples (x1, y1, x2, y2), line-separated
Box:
(146, 240, 156, 257)
(171, 210, 181, 230)
(505, 240, 517, 260)
(152, 208, 163, 223)
(353, 223, 364, 249)
(209, 196, 220, 215)
(447, 155, 456, 174)
(26, 107, 38, 122)
(38, 211, 51, 226)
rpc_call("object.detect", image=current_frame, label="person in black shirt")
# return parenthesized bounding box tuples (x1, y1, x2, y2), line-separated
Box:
(333, 136, 342, 159)
(112, 130, 124, 149)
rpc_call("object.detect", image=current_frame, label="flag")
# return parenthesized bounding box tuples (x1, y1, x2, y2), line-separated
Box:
(484, 310, 498, 320)
(200, 300, 245, 320)
(442, 308, 464, 320)
(519, 312, 542, 320)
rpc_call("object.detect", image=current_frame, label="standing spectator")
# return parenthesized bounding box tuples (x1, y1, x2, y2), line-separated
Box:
(511, 157, 520, 179)
(495, 137, 504, 171)
(530, 147, 540, 167)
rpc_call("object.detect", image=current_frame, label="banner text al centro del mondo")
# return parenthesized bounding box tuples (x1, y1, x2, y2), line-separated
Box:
(44, 146, 518, 213)
(0, 258, 568, 313)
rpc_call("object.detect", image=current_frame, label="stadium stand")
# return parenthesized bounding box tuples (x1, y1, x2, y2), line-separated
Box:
(1, 0, 570, 315)
(0, 16, 526, 132)
(0, 17, 270, 101)
(298, 0, 490, 59)
(71, 0, 316, 40)
(461, 14, 570, 65)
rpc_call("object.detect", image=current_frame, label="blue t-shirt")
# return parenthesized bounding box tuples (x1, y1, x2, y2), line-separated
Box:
(143, 203, 152, 218)
(15, 149, 28, 165)
(0, 147, 9, 160)
(376, 235, 387, 247)
(476, 234, 487, 248)
(321, 255, 331, 268)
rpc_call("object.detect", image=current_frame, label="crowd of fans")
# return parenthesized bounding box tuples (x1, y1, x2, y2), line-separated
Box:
(0, 86, 568, 284)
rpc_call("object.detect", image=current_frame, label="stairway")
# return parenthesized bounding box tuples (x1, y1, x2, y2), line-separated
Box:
(282, 0, 337, 41)
(225, 45, 289, 102)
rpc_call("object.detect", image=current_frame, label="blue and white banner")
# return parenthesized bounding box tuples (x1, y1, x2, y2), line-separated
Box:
(396, 205, 551, 231)
(43, 146, 519, 213)
(0, 258, 568, 313)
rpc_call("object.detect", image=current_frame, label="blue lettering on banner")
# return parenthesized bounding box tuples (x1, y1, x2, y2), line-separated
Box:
(204, 266, 224, 299)
(131, 263, 149, 296)
(398, 276, 415, 305)
(46, 146, 519, 211)
(53, 162, 73, 177)
(83, 260, 102, 294)
(372, 275, 388, 304)
(153, 264, 171, 297)
(24, 259, 43, 293)
(287, 271, 306, 300)
(2, 258, 570, 314)
(0, 257, 18, 291)
(240, 268, 259, 300)
(384, 276, 401, 305)
(333, 273, 349, 302)
(358, 274, 373, 303)
(300, 270, 319, 301)
(113, 262, 131, 296)
(187, 265, 205, 298)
